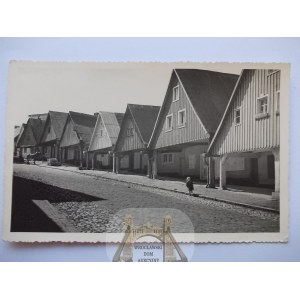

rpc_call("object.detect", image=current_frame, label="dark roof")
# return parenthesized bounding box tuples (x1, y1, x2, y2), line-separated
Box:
(207, 70, 245, 154)
(115, 113, 124, 127)
(28, 113, 48, 121)
(175, 69, 239, 134)
(28, 117, 46, 143)
(69, 111, 97, 145)
(48, 111, 68, 139)
(128, 104, 160, 144)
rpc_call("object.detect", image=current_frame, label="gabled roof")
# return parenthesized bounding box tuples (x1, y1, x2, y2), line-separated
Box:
(68, 111, 97, 145)
(175, 69, 239, 134)
(127, 104, 160, 144)
(28, 117, 46, 143)
(88, 111, 124, 151)
(48, 111, 68, 139)
(148, 69, 239, 149)
(207, 70, 245, 155)
(100, 111, 124, 145)
(17, 117, 46, 147)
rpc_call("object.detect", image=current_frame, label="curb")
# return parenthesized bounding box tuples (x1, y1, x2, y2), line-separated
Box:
(36, 164, 279, 214)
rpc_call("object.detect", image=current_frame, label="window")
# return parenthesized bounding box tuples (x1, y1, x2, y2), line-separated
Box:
(162, 153, 174, 164)
(234, 108, 241, 125)
(100, 129, 103, 136)
(178, 109, 186, 127)
(173, 85, 179, 102)
(257, 95, 268, 115)
(48, 127, 51, 134)
(127, 128, 134, 136)
(165, 114, 173, 131)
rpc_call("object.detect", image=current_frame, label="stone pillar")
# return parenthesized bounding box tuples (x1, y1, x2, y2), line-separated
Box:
(86, 151, 89, 169)
(56, 143, 60, 160)
(113, 153, 116, 173)
(147, 156, 152, 178)
(152, 150, 158, 179)
(60, 148, 63, 162)
(208, 156, 216, 188)
(272, 148, 280, 200)
(116, 155, 120, 173)
(219, 155, 228, 190)
(140, 152, 143, 172)
(79, 145, 84, 168)
(91, 152, 95, 170)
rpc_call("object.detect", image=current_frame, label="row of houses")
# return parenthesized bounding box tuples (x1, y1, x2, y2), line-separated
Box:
(15, 68, 281, 199)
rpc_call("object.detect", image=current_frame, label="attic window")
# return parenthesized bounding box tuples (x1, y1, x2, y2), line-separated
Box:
(100, 129, 103, 136)
(173, 85, 179, 102)
(48, 127, 51, 134)
(234, 108, 241, 125)
(178, 109, 186, 127)
(127, 128, 134, 136)
(165, 114, 173, 131)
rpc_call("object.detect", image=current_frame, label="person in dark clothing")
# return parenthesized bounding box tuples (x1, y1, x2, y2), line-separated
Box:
(186, 177, 194, 196)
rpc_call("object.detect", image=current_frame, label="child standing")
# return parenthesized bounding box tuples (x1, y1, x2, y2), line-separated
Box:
(186, 177, 194, 196)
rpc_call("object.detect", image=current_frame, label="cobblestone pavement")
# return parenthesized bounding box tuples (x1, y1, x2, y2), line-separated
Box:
(35, 162, 279, 211)
(13, 164, 279, 233)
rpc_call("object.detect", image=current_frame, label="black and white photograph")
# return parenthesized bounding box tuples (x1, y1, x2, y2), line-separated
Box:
(2, 62, 289, 243)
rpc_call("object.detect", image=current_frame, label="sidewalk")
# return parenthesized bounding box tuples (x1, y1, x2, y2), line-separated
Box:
(36, 162, 279, 213)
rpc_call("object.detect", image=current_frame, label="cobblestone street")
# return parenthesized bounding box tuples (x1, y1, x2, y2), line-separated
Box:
(12, 164, 279, 233)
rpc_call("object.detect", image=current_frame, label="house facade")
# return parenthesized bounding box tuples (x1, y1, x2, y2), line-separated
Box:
(14, 125, 22, 156)
(39, 111, 68, 160)
(114, 104, 160, 174)
(16, 116, 46, 157)
(59, 111, 97, 167)
(87, 111, 124, 170)
(206, 69, 280, 199)
(148, 69, 238, 181)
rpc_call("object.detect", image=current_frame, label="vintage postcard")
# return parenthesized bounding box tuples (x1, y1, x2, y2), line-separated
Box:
(2, 62, 289, 245)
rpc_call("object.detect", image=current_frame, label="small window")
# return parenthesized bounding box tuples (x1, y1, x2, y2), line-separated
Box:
(178, 109, 186, 127)
(234, 108, 241, 125)
(127, 128, 134, 136)
(162, 153, 174, 164)
(48, 127, 51, 134)
(165, 114, 173, 131)
(100, 129, 103, 136)
(173, 85, 179, 102)
(257, 95, 268, 115)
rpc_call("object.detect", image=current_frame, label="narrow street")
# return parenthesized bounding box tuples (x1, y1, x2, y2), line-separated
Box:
(12, 164, 279, 233)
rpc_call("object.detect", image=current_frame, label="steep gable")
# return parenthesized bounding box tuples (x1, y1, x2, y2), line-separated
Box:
(40, 111, 68, 144)
(17, 120, 37, 147)
(40, 114, 57, 143)
(69, 111, 97, 145)
(88, 113, 113, 151)
(115, 106, 150, 153)
(149, 69, 238, 150)
(207, 69, 280, 156)
(60, 116, 80, 147)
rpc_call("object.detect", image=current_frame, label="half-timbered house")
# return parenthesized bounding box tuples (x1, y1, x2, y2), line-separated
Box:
(148, 69, 238, 181)
(17, 116, 46, 157)
(39, 111, 68, 160)
(87, 111, 124, 170)
(206, 69, 280, 199)
(114, 104, 160, 174)
(59, 111, 97, 167)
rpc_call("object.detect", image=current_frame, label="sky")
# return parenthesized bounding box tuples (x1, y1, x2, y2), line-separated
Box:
(7, 61, 242, 126)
